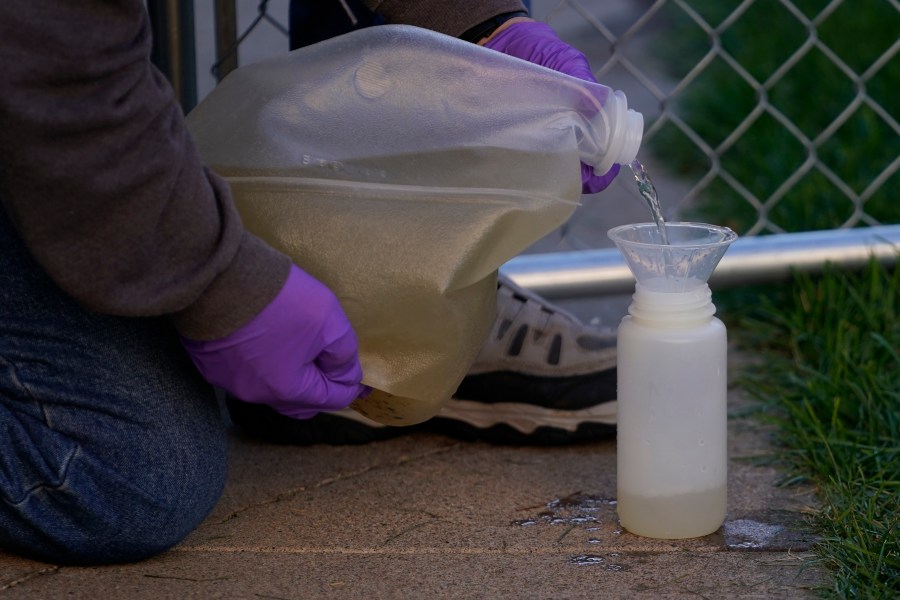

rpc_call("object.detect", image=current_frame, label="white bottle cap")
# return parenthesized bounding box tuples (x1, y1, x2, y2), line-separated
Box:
(620, 109, 644, 165)
(591, 90, 644, 176)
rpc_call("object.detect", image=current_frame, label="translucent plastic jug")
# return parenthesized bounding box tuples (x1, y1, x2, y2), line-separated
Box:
(187, 25, 643, 425)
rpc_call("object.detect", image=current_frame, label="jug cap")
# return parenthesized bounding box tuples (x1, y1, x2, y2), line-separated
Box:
(591, 90, 644, 176)
(621, 110, 643, 166)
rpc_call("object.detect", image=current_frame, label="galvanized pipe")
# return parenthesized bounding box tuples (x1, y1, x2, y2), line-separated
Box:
(501, 224, 900, 298)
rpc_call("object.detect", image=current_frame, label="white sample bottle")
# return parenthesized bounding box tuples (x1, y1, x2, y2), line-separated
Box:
(615, 282, 728, 539)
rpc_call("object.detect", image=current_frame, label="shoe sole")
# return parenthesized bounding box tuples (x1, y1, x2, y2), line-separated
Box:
(437, 397, 616, 434)
(437, 369, 617, 444)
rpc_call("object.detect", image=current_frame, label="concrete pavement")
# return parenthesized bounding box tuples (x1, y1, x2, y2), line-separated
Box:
(0, 359, 825, 598)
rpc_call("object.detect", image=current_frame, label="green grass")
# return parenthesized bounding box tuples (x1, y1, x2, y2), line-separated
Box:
(641, 1, 900, 596)
(734, 259, 900, 598)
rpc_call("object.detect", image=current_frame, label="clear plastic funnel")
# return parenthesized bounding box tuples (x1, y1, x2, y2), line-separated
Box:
(608, 222, 738, 292)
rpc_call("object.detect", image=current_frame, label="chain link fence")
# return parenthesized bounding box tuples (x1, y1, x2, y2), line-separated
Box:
(165, 0, 900, 260)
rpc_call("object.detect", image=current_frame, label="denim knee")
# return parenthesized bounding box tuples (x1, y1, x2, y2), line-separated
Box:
(0, 423, 228, 566)
(0, 203, 230, 565)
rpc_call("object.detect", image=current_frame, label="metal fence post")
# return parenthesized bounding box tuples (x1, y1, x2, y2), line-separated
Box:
(214, 0, 239, 82)
(147, 0, 197, 112)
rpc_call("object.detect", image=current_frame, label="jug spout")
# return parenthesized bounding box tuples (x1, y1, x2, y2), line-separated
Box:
(583, 90, 644, 176)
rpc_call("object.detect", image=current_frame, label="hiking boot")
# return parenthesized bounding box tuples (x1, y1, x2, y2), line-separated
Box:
(227, 274, 618, 445)
(427, 273, 617, 445)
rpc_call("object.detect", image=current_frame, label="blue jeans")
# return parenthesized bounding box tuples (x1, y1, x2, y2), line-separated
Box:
(0, 207, 228, 565)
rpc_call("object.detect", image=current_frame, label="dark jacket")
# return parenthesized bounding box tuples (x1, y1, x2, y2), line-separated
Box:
(0, 0, 524, 340)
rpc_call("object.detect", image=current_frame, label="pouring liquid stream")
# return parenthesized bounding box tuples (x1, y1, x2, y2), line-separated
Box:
(628, 159, 676, 281)
(629, 159, 668, 246)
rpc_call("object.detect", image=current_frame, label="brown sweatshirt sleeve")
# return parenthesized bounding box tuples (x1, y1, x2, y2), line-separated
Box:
(0, 0, 290, 340)
(363, 0, 528, 36)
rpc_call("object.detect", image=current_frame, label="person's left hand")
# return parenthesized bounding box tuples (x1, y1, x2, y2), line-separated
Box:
(483, 20, 621, 194)
(180, 264, 368, 420)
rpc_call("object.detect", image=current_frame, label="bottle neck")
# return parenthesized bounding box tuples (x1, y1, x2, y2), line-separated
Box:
(584, 90, 643, 176)
(628, 283, 716, 326)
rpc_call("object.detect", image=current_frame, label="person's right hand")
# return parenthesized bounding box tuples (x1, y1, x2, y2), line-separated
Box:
(180, 264, 368, 419)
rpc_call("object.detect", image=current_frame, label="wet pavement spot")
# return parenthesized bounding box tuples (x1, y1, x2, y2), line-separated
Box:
(569, 555, 626, 570)
(512, 492, 617, 527)
(722, 511, 819, 551)
(512, 493, 628, 570)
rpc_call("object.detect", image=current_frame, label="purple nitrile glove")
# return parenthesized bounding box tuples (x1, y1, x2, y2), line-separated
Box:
(484, 21, 622, 194)
(181, 264, 369, 420)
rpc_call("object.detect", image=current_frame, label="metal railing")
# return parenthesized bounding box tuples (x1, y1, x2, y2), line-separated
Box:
(151, 0, 899, 292)
(504, 225, 900, 296)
